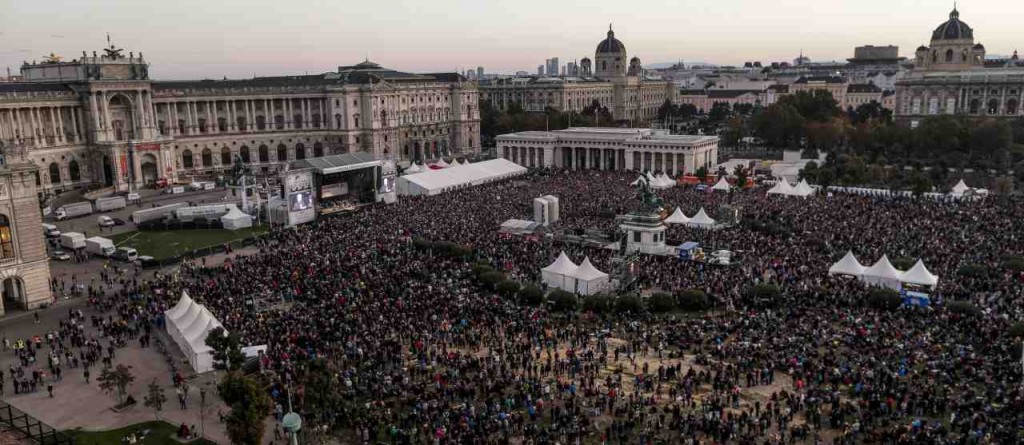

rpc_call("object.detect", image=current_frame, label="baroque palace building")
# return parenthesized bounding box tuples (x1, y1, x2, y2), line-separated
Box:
(479, 26, 673, 123)
(0, 43, 480, 193)
(896, 7, 1024, 126)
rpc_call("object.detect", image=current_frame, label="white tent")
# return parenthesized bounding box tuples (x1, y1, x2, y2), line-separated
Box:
(645, 171, 657, 182)
(860, 255, 904, 290)
(901, 259, 939, 288)
(793, 179, 815, 197)
(572, 257, 610, 295)
(828, 251, 867, 277)
(651, 175, 674, 190)
(711, 177, 731, 192)
(221, 206, 253, 230)
(404, 163, 422, 174)
(163, 292, 225, 374)
(663, 207, 690, 224)
(396, 158, 527, 196)
(629, 176, 644, 186)
(766, 180, 794, 196)
(686, 207, 716, 229)
(434, 158, 450, 168)
(541, 251, 579, 292)
(951, 179, 969, 195)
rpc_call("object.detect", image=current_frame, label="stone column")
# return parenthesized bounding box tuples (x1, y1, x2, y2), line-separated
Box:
(285, 99, 293, 130)
(101, 91, 113, 140)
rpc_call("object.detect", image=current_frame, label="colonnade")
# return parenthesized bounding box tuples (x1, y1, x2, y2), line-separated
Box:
(0, 105, 88, 148)
(153, 97, 330, 137)
(501, 145, 714, 175)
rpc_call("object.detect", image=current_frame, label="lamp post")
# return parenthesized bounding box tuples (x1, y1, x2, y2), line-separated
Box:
(199, 386, 207, 439)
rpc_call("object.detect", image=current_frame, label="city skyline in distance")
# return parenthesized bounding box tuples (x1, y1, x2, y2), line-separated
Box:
(2, 0, 1023, 79)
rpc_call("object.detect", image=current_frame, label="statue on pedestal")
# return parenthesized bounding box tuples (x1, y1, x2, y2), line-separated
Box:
(633, 176, 663, 214)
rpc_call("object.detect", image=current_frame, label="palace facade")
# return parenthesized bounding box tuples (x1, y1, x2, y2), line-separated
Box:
(0, 45, 480, 194)
(896, 8, 1024, 126)
(480, 26, 673, 123)
(496, 127, 718, 174)
(0, 142, 51, 314)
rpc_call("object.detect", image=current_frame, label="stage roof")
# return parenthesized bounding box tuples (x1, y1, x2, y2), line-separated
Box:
(291, 152, 381, 175)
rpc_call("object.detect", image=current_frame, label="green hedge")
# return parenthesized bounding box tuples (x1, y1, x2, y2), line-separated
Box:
(615, 294, 642, 314)
(947, 300, 981, 316)
(477, 271, 507, 290)
(866, 288, 902, 311)
(581, 294, 613, 313)
(678, 289, 709, 311)
(648, 292, 675, 313)
(496, 280, 520, 297)
(518, 284, 544, 306)
(548, 289, 578, 312)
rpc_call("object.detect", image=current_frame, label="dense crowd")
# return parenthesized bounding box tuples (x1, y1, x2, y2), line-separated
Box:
(75, 169, 1024, 444)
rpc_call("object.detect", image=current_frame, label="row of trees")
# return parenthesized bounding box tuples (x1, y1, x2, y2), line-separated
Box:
(480, 100, 614, 146)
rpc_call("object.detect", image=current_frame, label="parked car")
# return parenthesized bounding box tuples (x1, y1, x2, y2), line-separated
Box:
(98, 215, 115, 227)
(50, 250, 71, 261)
(112, 247, 139, 263)
(136, 255, 159, 268)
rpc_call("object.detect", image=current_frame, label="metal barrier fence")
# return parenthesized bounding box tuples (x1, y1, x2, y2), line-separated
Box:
(0, 400, 75, 445)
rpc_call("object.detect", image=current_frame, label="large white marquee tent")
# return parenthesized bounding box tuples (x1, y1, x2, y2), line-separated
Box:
(540, 252, 611, 295)
(827, 253, 940, 291)
(686, 208, 717, 229)
(165, 292, 225, 374)
(573, 257, 611, 295)
(396, 158, 527, 196)
(663, 207, 690, 224)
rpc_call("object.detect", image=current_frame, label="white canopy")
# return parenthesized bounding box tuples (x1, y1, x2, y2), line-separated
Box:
(686, 207, 716, 228)
(766, 180, 794, 195)
(165, 292, 195, 322)
(860, 255, 904, 290)
(828, 251, 867, 276)
(404, 163, 422, 174)
(221, 206, 253, 230)
(434, 158, 450, 168)
(793, 179, 815, 197)
(711, 177, 731, 191)
(901, 259, 939, 288)
(572, 257, 610, 295)
(951, 179, 969, 194)
(645, 171, 656, 182)
(663, 207, 690, 224)
(396, 158, 527, 196)
(541, 251, 579, 293)
(163, 292, 225, 374)
(651, 175, 675, 190)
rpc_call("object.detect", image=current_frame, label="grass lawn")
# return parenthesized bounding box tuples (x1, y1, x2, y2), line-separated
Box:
(66, 421, 217, 445)
(109, 226, 268, 260)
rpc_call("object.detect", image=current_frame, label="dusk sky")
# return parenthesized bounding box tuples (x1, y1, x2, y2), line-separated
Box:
(2, 0, 1023, 79)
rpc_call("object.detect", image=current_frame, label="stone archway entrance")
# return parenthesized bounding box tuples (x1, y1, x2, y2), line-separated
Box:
(140, 153, 158, 184)
(2, 276, 26, 313)
(102, 155, 114, 186)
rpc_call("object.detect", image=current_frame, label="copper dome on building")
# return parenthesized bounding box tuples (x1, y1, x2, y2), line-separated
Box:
(932, 8, 974, 41)
(596, 25, 626, 54)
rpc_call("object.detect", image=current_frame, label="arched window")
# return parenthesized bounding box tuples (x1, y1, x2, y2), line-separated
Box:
(987, 99, 1000, 115)
(277, 144, 288, 162)
(220, 147, 232, 165)
(969, 99, 980, 114)
(69, 160, 80, 182)
(313, 142, 324, 158)
(240, 146, 251, 163)
(182, 150, 194, 169)
(0, 215, 14, 259)
(295, 143, 306, 160)
(258, 145, 269, 163)
(201, 149, 213, 167)
(49, 163, 61, 184)
(945, 49, 954, 62)
(1007, 98, 1019, 115)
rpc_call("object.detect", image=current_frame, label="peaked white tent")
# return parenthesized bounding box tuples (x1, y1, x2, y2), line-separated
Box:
(793, 179, 815, 197)
(404, 163, 422, 174)
(652, 174, 675, 190)
(686, 207, 716, 229)
(221, 206, 253, 230)
(572, 257, 610, 295)
(663, 207, 690, 224)
(860, 255, 904, 290)
(164, 292, 225, 374)
(828, 251, 867, 277)
(951, 179, 969, 195)
(766, 180, 794, 196)
(397, 158, 527, 196)
(541, 251, 579, 292)
(433, 158, 450, 168)
(901, 259, 939, 288)
(711, 177, 731, 192)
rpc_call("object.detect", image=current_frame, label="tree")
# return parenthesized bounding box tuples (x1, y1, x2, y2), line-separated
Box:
(219, 372, 273, 445)
(733, 164, 750, 188)
(678, 289, 709, 311)
(143, 379, 167, 420)
(799, 161, 819, 183)
(707, 102, 733, 124)
(300, 359, 346, 432)
(778, 90, 839, 122)
(206, 327, 245, 372)
(615, 294, 642, 314)
(581, 294, 612, 313)
(648, 292, 675, 313)
(695, 166, 709, 182)
(477, 271, 507, 290)
(547, 289, 578, 312)
(908, 170, 933, 197)
(496, 280, 520, 298)
(581, 100, 613, 126)
(518, 284, 544, 306)
(98, 364, 135, 406)
(867, 288, 902, 311)
(754, 103, 805, 148)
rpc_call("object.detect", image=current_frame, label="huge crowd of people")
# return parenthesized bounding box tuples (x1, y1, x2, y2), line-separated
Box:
(12, 168, 1024, 444)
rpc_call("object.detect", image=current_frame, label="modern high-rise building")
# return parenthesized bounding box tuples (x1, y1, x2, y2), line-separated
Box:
(546, 58, 559, 77)
(537, 65, 544, 76)
(477, 66, 484, 80)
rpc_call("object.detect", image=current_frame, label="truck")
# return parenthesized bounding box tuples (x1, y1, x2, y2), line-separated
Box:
(85, 236, 116, 257)
(171, 204, 234, 222)
(41, 223, 61, 238)
(55, 202, 94, 220)
(131, 202, 186, 224)
(59, 232, 87, 250)
(112, 247, 138, 263)
(94, 196, 127, 212)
